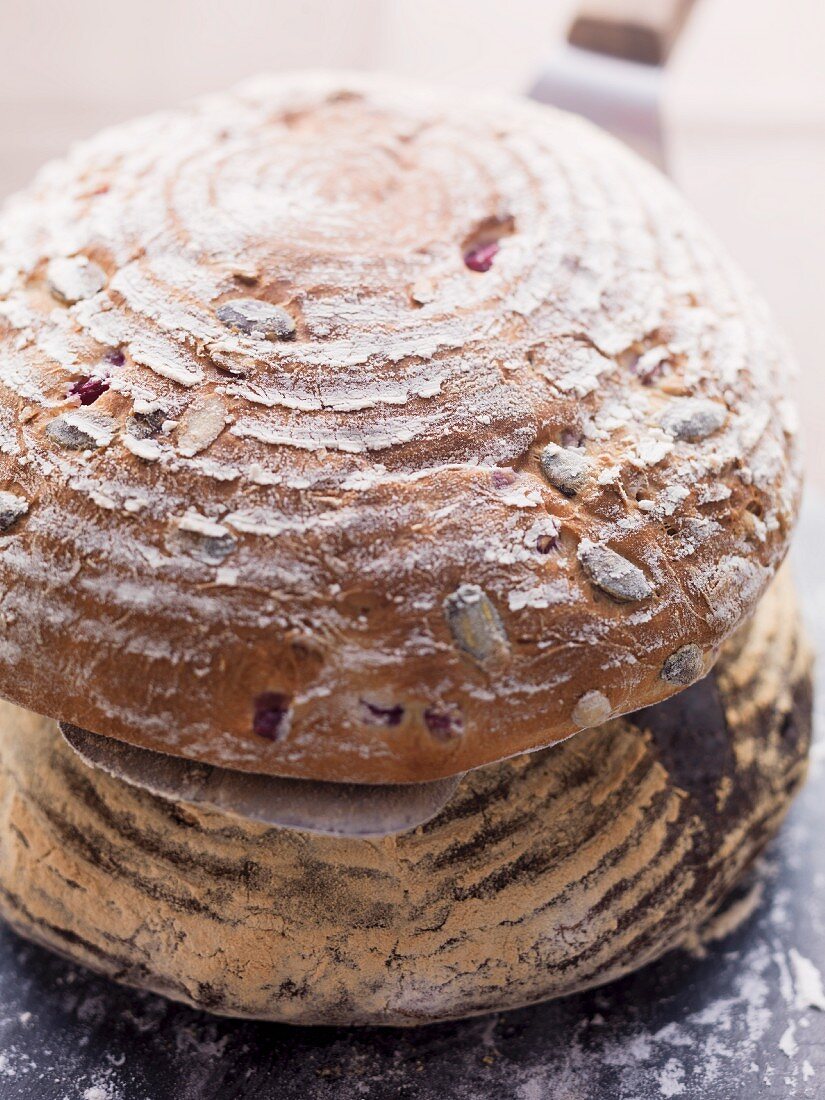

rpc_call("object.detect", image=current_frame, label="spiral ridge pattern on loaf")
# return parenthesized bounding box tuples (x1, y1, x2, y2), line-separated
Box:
(0, 72, 801, 781)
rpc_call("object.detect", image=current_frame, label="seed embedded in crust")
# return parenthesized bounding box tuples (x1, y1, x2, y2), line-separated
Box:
(661, 644, 704, 685)
(177, 394, 227, 457)
(660, 398, 727, 442)
(127, 407, 167, 440)
(410, 277, 436, 305)
(0, 491, 28, 533)
(175, 518, 236, 565)
(46, 256, 106, 305)
(46, 418, 92, 449)
(539, 443, 591, 496)
(45, 412, 115, 450)
(571, 690, 612, 729)
(216, 299, 296, 341)
(252, 692, 291, 741)
(577, 539, 654, 602)
(423, 705, 464, 742)
(463, 241, 500, 272)
(183, 532, 236, 564)
(443, 584, 509, 663)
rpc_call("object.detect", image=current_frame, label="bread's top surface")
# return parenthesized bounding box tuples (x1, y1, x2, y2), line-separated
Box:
(0, 71, 801, 783)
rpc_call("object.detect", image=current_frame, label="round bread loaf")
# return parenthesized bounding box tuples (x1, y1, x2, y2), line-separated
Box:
(0, 571, 811, 1024)
(0, 72, 801, 783)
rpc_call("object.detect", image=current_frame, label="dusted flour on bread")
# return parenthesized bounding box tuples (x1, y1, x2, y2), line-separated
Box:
(0, 72, 801, 781)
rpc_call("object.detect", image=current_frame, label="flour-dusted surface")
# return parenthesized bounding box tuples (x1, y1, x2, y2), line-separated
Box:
(0, 71, 802, 783)
(0, 498, 821, 1096)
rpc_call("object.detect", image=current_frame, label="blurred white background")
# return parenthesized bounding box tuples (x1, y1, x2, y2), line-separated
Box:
(1, 0, 822, 480)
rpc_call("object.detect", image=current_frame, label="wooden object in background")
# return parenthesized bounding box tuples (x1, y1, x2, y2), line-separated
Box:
(570, 0, 698, 64)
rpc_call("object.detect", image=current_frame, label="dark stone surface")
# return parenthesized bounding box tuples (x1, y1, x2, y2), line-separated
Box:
(0, 498, 822, 1100)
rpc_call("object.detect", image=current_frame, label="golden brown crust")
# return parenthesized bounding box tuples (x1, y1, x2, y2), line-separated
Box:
(0, 571, 811, 1024)
(0, 72, 801, 782)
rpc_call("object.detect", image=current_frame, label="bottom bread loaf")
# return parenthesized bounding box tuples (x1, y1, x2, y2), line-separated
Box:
(0, 570, 812, 1026)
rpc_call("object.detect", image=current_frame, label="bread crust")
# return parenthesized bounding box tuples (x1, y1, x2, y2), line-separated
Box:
(0, 72, 801, 781)
(0, 570, 810, 1024)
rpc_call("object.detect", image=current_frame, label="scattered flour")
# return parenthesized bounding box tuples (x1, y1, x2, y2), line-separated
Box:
(657, 1058, 686, 1096)
(83, 1086, 114, 1100)
(789, 949, 825, 1011)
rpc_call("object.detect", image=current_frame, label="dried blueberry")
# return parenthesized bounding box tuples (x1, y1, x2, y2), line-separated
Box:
(423, 706, 464, 742)
(491, 469, 516, 490)
(360, 699, 405, 727)
(252, 692, 291, 741)
(70, 376, 109, 405)
(463, 241, 499, 272)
